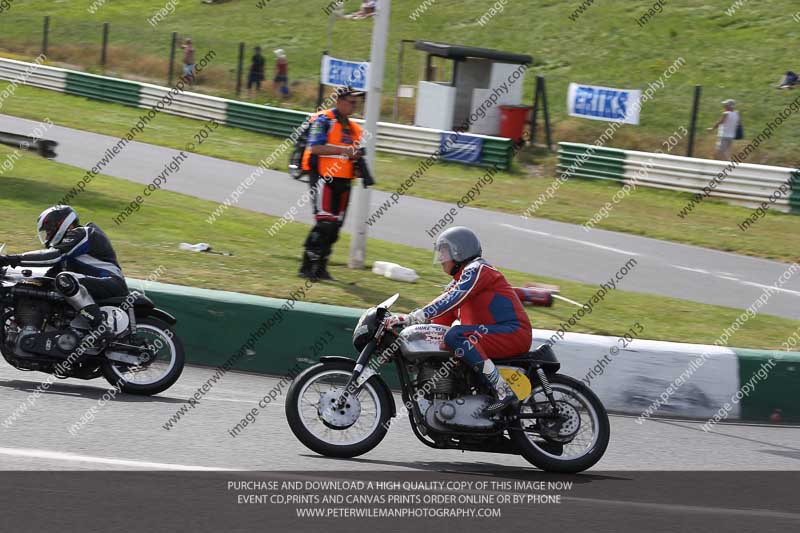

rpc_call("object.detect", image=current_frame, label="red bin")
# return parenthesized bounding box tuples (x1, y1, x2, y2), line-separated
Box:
(499, 105, 531, 143)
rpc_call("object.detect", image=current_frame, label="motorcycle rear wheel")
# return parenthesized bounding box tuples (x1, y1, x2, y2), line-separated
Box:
(510, 374, 610, 473)
(101, 317, 185, 396)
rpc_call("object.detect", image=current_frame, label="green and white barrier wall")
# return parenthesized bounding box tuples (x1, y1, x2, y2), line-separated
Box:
(558, 142, 800, 213)
(0, 57, 514, 169)
(130, 279, 800, 424)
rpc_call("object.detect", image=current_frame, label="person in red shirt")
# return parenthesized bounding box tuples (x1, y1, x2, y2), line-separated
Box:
(273, 49, 289, 97)
(387, 226, 532, 414)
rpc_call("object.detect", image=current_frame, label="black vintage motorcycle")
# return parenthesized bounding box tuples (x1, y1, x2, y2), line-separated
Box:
(0, 253, 184, 396)
(287, 121, 311, 181)
(286, 294, 610, 473)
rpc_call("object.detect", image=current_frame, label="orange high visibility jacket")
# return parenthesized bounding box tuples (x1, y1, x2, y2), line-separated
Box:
(301, 109, 362, 179)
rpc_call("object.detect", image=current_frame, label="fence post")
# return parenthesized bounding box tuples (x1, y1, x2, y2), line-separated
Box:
(235, 42, 245, 96)
(316, 51, 328, 109)
(687, 84, 702, 158)
(100, 22, 109, 68)
(530, 76, 541, 145)
(540, 76, 553, 151)
(42, 16, 50, 57)
(167, 32, 177, 86)
(393, 40, 404, 122)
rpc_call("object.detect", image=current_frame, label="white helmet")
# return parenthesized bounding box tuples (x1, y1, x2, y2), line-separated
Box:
(37, 205, 79, 247)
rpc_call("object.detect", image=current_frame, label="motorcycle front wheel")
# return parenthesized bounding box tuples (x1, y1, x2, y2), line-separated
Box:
(510, 373, 610, 473)
(285, 361, 392, 458)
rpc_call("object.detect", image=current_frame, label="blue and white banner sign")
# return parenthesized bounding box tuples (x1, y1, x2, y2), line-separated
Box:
(567, 83, 641, 125)
(440, 132, 483, 163)
(320, 55, 370, 91)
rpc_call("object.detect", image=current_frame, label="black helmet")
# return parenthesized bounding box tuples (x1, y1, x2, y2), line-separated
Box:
(37, 205, 79, 247)
(433, 226, 482, 272)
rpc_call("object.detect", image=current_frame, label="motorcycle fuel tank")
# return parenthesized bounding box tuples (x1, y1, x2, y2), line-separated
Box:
(398, 324, 452, 359)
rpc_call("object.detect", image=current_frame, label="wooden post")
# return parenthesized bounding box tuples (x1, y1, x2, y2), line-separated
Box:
(392, 40, 404, 122)
(530, 76, 541, 145)
(42, 16, 50, 57)
(167, 32, 177, 86)
(100, 22, 109, 68)
(541, 76, 553, 151)
(687, 84, 702, 157)
(316, 51, 328, 109)
(235, 42, 245, 96)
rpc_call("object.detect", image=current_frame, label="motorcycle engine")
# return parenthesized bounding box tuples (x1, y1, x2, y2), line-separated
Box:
(15, 297, 48, 330)
(415, 360, 496, 432)
(417, 360, 461, 396)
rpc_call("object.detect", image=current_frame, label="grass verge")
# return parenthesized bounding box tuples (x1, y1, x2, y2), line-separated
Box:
(0, 144, 797, 350)
(3, 83, 800, 264)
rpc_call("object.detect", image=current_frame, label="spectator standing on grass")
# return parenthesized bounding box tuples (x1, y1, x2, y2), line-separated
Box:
(708, 99, 740, 160)
(247, 46, 265, 96)
(273, 49, 289, 97)
(181, 38, 195, 84)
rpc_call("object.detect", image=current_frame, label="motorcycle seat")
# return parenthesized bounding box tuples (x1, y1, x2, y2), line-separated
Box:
(491, 344, 560, 372)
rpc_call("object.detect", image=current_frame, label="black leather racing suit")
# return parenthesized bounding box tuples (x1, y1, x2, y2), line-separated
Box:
(11, 223, 128, 299)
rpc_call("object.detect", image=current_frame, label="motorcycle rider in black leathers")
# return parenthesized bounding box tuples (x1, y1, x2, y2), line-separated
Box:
(0, 205, 128, 341)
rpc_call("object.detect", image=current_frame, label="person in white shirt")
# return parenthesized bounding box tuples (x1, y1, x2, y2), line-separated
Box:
(708, 99, 740, 160)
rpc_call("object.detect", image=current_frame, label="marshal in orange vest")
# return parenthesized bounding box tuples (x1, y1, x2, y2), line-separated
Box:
(301, 109, 363, 179)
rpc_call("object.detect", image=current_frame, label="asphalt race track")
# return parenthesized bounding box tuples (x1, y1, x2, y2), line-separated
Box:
(2, 114, 800, 320)
(2, 364, 799, 472)
(2, 364, 800, 530)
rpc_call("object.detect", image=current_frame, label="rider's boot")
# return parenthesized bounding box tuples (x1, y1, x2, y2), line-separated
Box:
(298, 250, 315, 278)
(300, 250, 324, 281)
(316, 256, 336, 281)
(55, 272, 112, 347)
(480, 359, 517, 415)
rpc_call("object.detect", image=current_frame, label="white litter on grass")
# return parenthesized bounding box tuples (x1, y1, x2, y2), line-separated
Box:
(372, 261, 419, 283)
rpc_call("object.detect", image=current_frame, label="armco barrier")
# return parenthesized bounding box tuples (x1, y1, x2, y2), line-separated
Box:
(558, 142, 800, 213)
(225, 101, 309, 138)
(129, 279, 799, 423)
(0, 57, 514, 169)
(64, 71, 140, 107)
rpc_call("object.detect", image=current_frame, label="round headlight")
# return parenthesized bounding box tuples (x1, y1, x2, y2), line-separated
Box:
(353, 307, 378, 351)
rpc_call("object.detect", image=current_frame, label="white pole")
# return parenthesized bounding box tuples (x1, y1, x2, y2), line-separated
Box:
(348, 0, 390, 269)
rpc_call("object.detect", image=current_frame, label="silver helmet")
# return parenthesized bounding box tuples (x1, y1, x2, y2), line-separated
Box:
(433, 226, 482, 265)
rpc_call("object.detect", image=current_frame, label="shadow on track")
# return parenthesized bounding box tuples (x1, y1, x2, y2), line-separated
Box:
(0, 378, 186, 403)
(298, 453, 622, 484)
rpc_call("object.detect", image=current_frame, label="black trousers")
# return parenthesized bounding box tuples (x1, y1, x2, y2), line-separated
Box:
(304, 175, 352, 260)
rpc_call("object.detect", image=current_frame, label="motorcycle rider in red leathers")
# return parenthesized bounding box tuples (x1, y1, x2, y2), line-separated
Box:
(386, 226, 533, 414)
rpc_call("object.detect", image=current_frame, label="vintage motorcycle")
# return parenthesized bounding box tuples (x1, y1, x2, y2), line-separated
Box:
(286, 294, 610, 473)
(287, 121, 311, 181)
(0, 247, 185, 395)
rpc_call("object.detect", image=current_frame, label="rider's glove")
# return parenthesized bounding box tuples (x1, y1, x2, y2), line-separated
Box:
(384, 309, 427, 329)
(0, 255, 21, 268)
(408, 308, 427, 324)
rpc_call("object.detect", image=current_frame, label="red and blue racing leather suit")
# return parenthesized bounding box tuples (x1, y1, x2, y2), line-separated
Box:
(421, 258, 532, 368)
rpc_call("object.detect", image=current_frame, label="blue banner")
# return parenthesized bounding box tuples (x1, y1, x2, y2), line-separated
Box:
(567, 83, 641, 125)
(320, 56, 370, 91)
(440, 132, 483, 163)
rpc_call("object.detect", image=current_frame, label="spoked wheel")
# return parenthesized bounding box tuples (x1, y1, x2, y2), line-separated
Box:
(510, 374, 610, 473)
(285, 361, 392, 458)
(101, 317, 184, 396)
